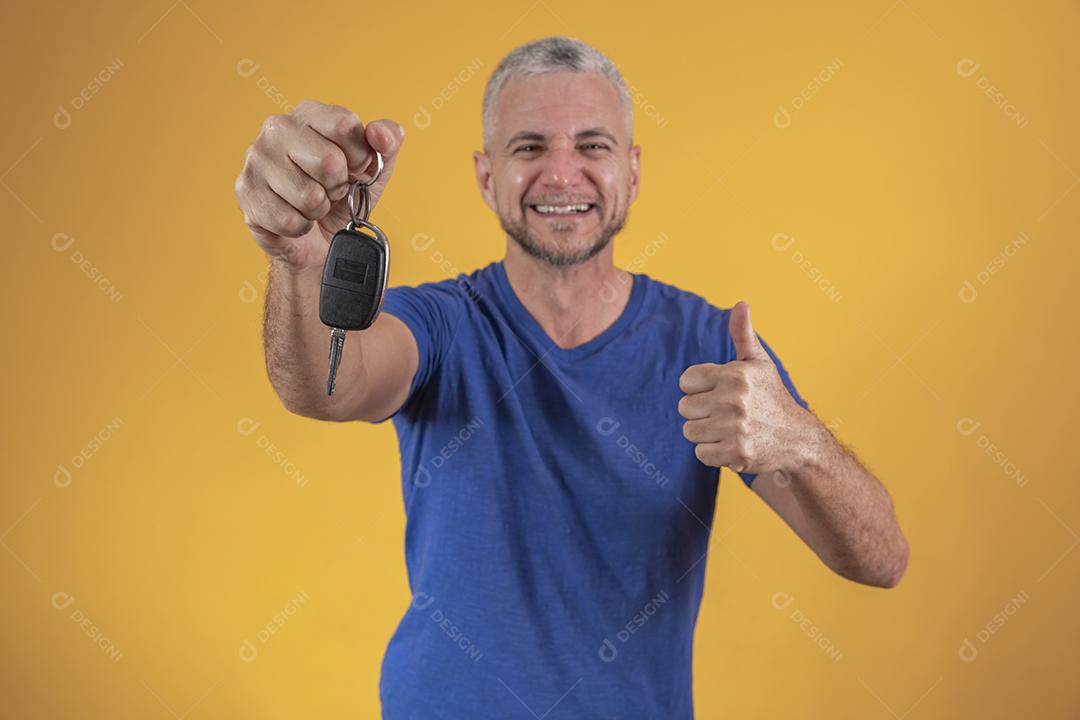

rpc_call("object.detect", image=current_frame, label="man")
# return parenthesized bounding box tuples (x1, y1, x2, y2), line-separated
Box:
(235, 35, 907, 720)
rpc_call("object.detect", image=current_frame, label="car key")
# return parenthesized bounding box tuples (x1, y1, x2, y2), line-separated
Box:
(319, 152, 390, 396)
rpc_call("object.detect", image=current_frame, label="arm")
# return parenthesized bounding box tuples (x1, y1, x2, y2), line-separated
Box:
(235, 100, 416, 422)
(263, 258, 418, 422)
(750, 420, 908, 588)
(678, 301, 908, 588)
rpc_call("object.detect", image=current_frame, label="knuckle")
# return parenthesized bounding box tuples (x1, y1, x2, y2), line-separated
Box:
(260, 113, 286, 136)
(335, 110, 362, 138)
(319, 149, 346, 178)
(277, 210, 311, 237)
(233, 172, 248, 199)
(235, 165, 259, 201)
(299, 183, 328, 214)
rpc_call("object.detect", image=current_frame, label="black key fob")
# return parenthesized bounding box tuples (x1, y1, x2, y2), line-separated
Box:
(318, 219, 390, 331)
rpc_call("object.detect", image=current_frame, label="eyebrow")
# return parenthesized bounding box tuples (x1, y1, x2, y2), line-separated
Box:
(505, 127, 619, 150)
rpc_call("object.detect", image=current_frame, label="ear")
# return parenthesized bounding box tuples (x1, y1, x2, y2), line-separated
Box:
(628, 143, 641, 205)
(473, 149, 496, 213)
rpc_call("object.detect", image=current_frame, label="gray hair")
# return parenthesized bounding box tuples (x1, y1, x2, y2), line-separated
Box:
(481, 36, 633, 153)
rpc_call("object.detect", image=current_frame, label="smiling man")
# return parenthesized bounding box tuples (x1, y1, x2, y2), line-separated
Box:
(235, 35, 908, 719)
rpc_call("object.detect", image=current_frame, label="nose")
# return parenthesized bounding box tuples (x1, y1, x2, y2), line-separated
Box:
(540, 144, 583, 189)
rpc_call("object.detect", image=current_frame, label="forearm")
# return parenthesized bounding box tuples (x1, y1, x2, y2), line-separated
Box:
(262, 256, 366, 420)
(784, 416, 909, 587)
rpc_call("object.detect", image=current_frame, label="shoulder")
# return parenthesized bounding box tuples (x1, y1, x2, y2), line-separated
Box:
(638, 272, 732, 326)
(636, 273, 734, 360)
(384, 262, 497, 316)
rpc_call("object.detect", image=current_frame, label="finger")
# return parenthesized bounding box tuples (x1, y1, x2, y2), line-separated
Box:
(682, 418, 725, 444)
(679, 363, 720, 394)
(293, 102, 374, 180)
(283, 124, 351, 202)
(243, 179, 314, 240)
(677, 391, 713, 420)
(258, 150, 332, 221)
(730, 301, 767, 361)
(692, 440, 739, 469)
(360, 118, 405, 201)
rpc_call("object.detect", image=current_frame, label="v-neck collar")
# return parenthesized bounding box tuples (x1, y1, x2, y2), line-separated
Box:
(490, 259, 646, 362)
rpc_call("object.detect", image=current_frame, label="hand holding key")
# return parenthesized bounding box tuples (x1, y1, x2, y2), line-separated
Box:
(234, 100, 405, 272)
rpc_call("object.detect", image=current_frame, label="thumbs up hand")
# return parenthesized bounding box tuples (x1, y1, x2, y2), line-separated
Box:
(678, 301, 812, 474)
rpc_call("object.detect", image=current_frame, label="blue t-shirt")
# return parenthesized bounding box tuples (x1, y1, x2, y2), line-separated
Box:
(373, 259, 808, 719)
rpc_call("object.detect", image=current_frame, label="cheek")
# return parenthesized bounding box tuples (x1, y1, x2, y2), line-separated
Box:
(590, 165, 625, 200)
(497, 169, 531, 209)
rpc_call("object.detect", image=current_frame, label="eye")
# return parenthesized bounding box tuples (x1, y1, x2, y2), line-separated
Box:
(514, 144, 541, 153)
(582, 143, 610, 151)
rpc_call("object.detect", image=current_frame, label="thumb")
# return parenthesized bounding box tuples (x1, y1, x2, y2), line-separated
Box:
(358, 118, 405, 209)
(730, 300, 767, 361)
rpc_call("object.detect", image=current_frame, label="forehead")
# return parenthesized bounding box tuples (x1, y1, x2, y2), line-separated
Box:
(494, 70, 625, 139)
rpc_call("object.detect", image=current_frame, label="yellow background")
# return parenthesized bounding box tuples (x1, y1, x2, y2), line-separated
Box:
(3, 0, 1077, 717)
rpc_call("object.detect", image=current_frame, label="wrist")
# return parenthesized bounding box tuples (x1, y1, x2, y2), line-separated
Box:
(270, 249, 324, 279)
(785, 408, 832, 475)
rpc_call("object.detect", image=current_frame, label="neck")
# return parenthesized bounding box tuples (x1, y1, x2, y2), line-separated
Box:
(502, 239, 633, 349)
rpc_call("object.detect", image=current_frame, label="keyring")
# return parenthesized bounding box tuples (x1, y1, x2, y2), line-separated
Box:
(347, 151, 384, 224)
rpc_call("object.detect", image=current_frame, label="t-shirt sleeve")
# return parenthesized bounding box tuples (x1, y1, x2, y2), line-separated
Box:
(719, 312, 811, 488)
(370, 279, 464, 424)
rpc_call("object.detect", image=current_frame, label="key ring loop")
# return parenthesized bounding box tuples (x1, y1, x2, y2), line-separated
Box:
(347, 151, 384, 225)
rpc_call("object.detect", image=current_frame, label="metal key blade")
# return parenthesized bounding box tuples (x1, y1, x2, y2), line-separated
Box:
(326, 327, 346, 396)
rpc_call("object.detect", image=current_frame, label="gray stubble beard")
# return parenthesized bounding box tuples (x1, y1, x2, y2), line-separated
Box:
(500, 200, 628, 268)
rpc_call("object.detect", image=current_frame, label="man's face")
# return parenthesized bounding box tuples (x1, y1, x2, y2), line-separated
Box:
(474, 71, 641, 267)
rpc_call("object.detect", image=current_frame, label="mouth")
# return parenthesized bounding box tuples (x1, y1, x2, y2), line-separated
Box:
(527, 202, 597, 217)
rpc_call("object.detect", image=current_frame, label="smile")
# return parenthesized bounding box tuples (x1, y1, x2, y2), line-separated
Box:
(528, 203, 596, 216)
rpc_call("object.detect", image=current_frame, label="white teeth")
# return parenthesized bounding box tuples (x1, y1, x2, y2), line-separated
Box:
(532, 203, 592, 214)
